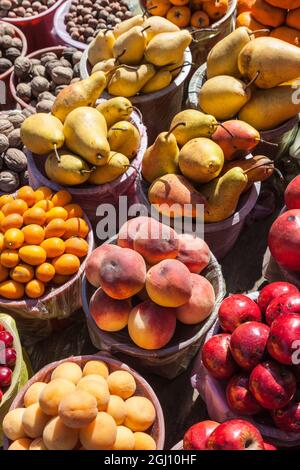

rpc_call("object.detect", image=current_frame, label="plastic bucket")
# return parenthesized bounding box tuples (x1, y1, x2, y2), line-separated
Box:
(80, 48, 192, 145)
(1, 0, 65, 52)
(188, 63, 300, 160)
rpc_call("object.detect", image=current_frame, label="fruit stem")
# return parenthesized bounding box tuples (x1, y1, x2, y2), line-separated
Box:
(141, 25, 151, 34)
(97, 155, 106, 161)
(53, 144, 60, 163)
(215, 123, 235, 138)
(115, 49, 126, 64)
(245, 71, 260, 89)
(169, 61, 194, 73)
(111, 128, 125, 131)
(249, 29, 270, 36)
(243, 162, 275, 175)
(81, 166, 96, 174)
(256, 138, 279, 147)
(166, 122, 186, 138)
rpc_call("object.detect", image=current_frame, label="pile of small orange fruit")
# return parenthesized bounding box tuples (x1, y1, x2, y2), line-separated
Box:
(0, 186, 90, 300)
(145, 0, 229, 29)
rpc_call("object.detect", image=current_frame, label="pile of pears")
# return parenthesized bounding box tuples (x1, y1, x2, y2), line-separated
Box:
(142, 109, 274, 223)
(87, 14, 192, 97)
(198, 27, 300, 131)
(20, 73, 141, 187)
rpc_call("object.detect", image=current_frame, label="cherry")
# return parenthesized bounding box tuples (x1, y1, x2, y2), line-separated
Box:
(0, 366, 12, 387)
(5, 348, 16, 368)
(0, 331, 13, 348)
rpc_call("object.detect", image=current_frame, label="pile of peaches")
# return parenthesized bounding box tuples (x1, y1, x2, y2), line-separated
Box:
(0, 186, 90, 300)
(85, 216, 215, 350)
(145, 0, 229, 29)
(3, 359, 157, 450)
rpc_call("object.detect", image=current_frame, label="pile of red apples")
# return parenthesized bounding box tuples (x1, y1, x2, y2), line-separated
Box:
(0, 324, 16, 403)
(202, 281, 300, 435)
(85, 216, 215, 350)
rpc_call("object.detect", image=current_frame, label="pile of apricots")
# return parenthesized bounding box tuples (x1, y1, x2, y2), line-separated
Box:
(0, 186, 90, 300)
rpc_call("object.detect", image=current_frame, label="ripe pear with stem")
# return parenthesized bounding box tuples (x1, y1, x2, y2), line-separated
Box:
(88, 30, 115, 66)
(113, 26, 151, 65)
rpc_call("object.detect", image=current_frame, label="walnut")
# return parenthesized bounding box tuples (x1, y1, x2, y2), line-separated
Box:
(5, 47, 21, 63)
(0, 170, 19, 192)
(0, 119, 14, 137)
(8, 128, 22, 149)
(31, 76, 49, 97)
(4, 148, 27, 172)
(36, 99, 53, 113)
(40, 52, 58, 66)
(16, 82, 32, 103)
(54, 84, 68, 96)
(0, 58, 12, 73)
(32, 64, 46, 77)
(0, 134, 9, 154)
(72, 51, 82, 65)
(7, 112, 25, 128)
(37, 91, 55, 102)
(51, 66, 73, 85)
(45, 59, 61, 76)
(14, 56, 32, 79)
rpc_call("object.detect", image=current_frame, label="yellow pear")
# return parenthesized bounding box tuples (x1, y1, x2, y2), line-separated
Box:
(170, 109, 218, 146)
(45, 150, 92, 186)
(141, 70, 173, 93)
(162, 55, 185, 78)
(63, 107, 110, 166)
(143, 16, 180, 42)
(92, 58, 117, 75)
(238, 84, 300, 130)
(108, 121, 140, 160)
(113, 15, 144, 39)
(52, 72, 107, 123)
(108, 64, 156, 97)
(113, 26, 149, 65)
(21, 114, 64, 155)
(199, 76, 251, 120)
(88, 152, 130, 185)
(207, 27, 252, 78)
(88, 30, 115, 66)
(96, 97, 133, 128)
(145, 30, 192, 67)
(238, 36, 300, 89)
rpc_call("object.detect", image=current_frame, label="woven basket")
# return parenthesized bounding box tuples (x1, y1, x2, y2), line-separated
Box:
(3, 353, 165, 450)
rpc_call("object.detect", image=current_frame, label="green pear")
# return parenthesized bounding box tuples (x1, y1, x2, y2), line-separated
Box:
(145, 30, 192, 67)
(207, 27, 252, 78)
(199, 75, 251, 121)
(170, 109, 218, 146)
(63, 107, 110, 166)
(108, 64, 156, 97)
(88, 30, 115, 66)
(88, 152, 130, 185)
(201, 168, 248, 223)
(113, 26, 149, 65)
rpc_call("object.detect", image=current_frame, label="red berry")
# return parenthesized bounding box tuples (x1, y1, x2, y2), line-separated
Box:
(0, 331, 13, 347)
(0, 366, 12, 387)
(5, 348, 16, 368)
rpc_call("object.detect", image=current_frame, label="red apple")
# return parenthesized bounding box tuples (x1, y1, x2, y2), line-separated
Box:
(257, 282, 298, 313)
(0, 366, 12, 387)
(226, 373, 263, 415)
(0, 330, 13, 348)
(265, 293, 300, 326)
(249, 361, 296, 410)
(268, 210, 300, 271)
(264, 441, 277, 450)
(230, 322, 270, 370)
(202, 334, 239, 380)
(183, 420, 219, 450)
(272, 402, 300, 432)
(267, 314, 300, 365)
(218, 295, 262, 333)
(285, 175, 300, 210)
(207, 419, 265, 450)
(5, 348, 16, 368)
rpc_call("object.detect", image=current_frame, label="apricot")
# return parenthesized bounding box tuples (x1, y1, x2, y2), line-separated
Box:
(0, 279, 24, 299)
(35, 187, 53, 201)
(0, 265, 9, 282)
(128, 301, 177, 350)
(46, 207, 68, 223)
(106, 395, 127, 425)
(24, 382, 47, 408)
(52, 254, 81, 276)
(146, 259, 192, 307)
(58, 390, 98, 429)
(43, 416, 79, 450)
(8, 438, 32, 450)
(134, 432, 157, 450)
(22, 225, 45, 245)
(99, 248, 146, 300)
(85, 244, 121, 288)
(17, 186, 36, 207)
(113, 426, 135, 450)
(117, 216, 150, 249)
(22, 403, 50, 439)
(64, 237, 88, 258)
(4, 228, 24, 249)
(77, 379, 110, 411)
(64, 204, 83, 218)
(44, 218, 67, 239)
(176, 274, 215, 324)
(39, 378, 76, 416)
(79, 412, 117, 450)
(10, 264, 34, 284)
(0, 213, 23, 232)
(83, 361, 109, 379)
(133, 219, 179, 265)
(51, 362, 82, 384)
(124, 396, 156, 432)
(23, 207, 46, 226)
(33, 199, 54, 212)
(19, 245, 47, 266)
(77, 374, 107, 386)
(3, 408, 26, 441)
(176, 234, 210, 273)
(1, 249, 19, 268)
(35, 263, 55, 283)
(40, 237, 65, 258)
(2, 199, 28, 216)
(51, 190, 72, 207)
(107, 371, 136, 400)
(25, 279, 45, 299)
(62, 217, 89, 239)
(90, 288, 131, 332)
(29, 438, 47, 450)
(0, 194, 14, 208)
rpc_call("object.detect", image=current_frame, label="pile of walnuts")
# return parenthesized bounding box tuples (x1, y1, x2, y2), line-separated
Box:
(0, 23, 23, 75)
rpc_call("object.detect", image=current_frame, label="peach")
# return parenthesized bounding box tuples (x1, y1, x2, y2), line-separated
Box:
(107, 371, 136, 399)
(29, 438, 47, 450)
(85, 244, 121, 288)
(8, 438, 32, 450)
(79, 412, 117, 450)
(22, 403, 50, 439)
(43, 416, 79, 450)
(39, 378, 76, 416)
(117, 216, 150, 249)
(128, 301, 177, 350)
(176, 234, 210, 274)
(24, 382, 47, 408)
(176, 274, 215, 325)
(134, 432, 157, 450)
(146, 259, 192, 307)
(83, 360, 109, 379)
(133, 219, 179, 265)
(124, 396, 156, 432)
(3, 408, 26, 441)
(51, 362, 82, 384)
(99, 247, 146, 300)
(113, 426, 135, 450)
(58, 390, 98, 428)
(77, 379, 110, 411)
(106, 395, 127, 425)
(77, 375, 107, 387)
(89, 288, 131, 332)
